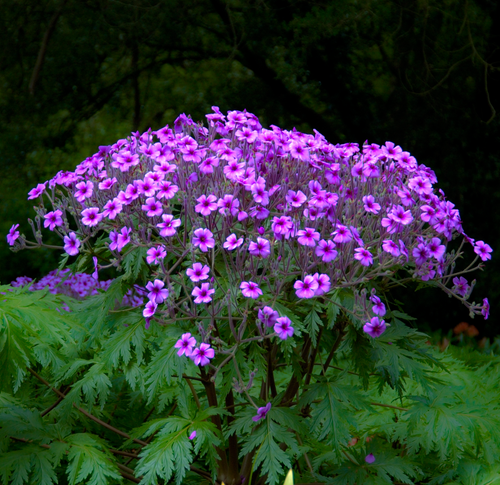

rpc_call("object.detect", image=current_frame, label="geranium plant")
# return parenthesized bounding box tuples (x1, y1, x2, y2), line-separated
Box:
(1, 108, 497, 485)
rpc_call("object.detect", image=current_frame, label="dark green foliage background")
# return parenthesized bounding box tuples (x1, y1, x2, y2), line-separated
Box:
(1, 0, 498, 335)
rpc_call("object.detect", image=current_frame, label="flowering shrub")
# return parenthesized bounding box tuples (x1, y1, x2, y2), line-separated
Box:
(1, 108, 497, 485)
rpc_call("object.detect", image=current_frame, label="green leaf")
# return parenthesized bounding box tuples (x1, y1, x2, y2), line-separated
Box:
(134, 416, 193, 485)
(65, 433, 121, 485)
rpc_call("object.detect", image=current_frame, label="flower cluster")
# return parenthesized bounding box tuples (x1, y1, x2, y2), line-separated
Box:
(8, 107, 491, 366)
(11, 270, 145, 307)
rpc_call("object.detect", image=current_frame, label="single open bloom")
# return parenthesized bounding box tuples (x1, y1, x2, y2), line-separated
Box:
(252, 402, 272, 422)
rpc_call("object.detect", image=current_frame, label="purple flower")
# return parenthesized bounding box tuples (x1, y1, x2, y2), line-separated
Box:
(63, 232, 80, 256)
(452, 276, 470, 297)
(315, 239, 338, 262)
(363, 317, 386, 338)
(413, 243, 430, 266)
(382, 239, 400, 257)
(156, 180, 179, 200)
(143, 300, 158, 319)
(142, 197, 163, 218)
(146, 245, 167, 265)
(7, 224, 20, 246)
(354, 247, 374, 266)
(189, 431, 197, 440)
(370, 295, 386, 316)
(157, 214, 181, 237)
(195, 194, 218, 216)
(98, 177, 118, 190)
(258, 306, 279, 328)
(175, 333, 196, 357)
(271, 216, 294, 240)
(294, 275, 319, 299)
(186, 262, 210, 282)
(223, 233, 244, 250)
(192, 228, 215, 252)
(274, 317, 294, 340)
(240, 281, 263, 299)
(102, 199, 123, 220)
(332, 224, 352, 244)
(192, 283, 215, 304)
(117, 227, 132, 252)
(387, 205, 413, 225)
(217, 194, 239, 216)
(286, 189, 307, 208)
(297, 227, 320, 247)
(252, 402, 272, 422)
(482, 298, 490, 320)
(28, 183, 47, 200)
(248, 237, 271, 258)
(190, 343, 215, 366)
(75, 181, 93, 202)
(146, 279, 169, 304)
(43, 210, 64, 231)
(362, 195, 381, 214)
(312, 273, 331, 296)
(428, 237, 446, 261)
(81, 207, 103, 227)
(365, 453, 376, 464)
(474, 241, 493, 261)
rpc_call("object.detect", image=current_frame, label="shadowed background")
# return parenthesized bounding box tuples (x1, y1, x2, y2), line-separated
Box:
(1, 0, 498, 336)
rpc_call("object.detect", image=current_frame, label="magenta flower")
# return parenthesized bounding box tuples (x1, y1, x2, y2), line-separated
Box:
(223, 233, 244, 250)
(271, 216, 294, 240)
(146, 279, 169, 304)
(98, 177, 118, 190)
(258, 306, 279, 328)
(186, 262, 210, 282)
(199, 156, 219, 174)
(294, 275, 319, 299)
(143, 300, 158, 319)
(136, 177, 157, 197)
(286, 189, 307, 208)
(354, 247, 373, 266)
(192, 283, 215, 304)
(332, 225, 352, 244)
(157, 214, 181, 237)
(248, 237, 271, 258)
(474, 241, 493, 261)
(189, 431, 197, 440)
(370, 295, 386, 316)
(382, 239, 400, 257)
(28, 183, 47, 200)
(81, 207, 103, 227)
(252, 402, 272, 422)
(156, 181, 179, 200)
(190, 343, 215, 366)
(7, 224, 20, 246)
(315, 239, 338, 262)
(43, 210, 64, 231)
(365, 453, 376, 464)
(313, 273, 331, 296)
(363, 317, 386, 338)
(217, 194, 239, 216)
(195, 194, 218, 216)
(116, 227, 132, 252)
(452, 276, 470, 297)
(240, 281, 263, 299)
(102, 199, 123, 220)
(175, 333, 197, 357)
(413, 243, 430, 266)
(146, 245, 167, 265)
(142, 197, 163, 218)
(63, 232, 80, 256)
(362, 195, 381, 214)
(388, 205, 413, 225)
(274, 316, 294, 340)
(482, 298, 490, 320)
(192, 228, 215, 252)
(74, 181, 94, 202)
(428, 237, 446, 261)
(297, 227, 320, 247)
